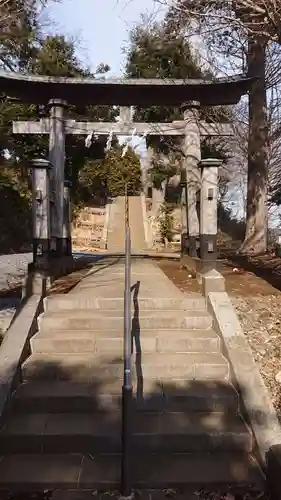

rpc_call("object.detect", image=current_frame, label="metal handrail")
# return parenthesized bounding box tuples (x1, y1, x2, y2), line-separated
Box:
(121, 184, 133, 498)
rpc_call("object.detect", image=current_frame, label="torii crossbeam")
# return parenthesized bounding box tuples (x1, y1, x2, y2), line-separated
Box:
(13, 119, 233, 137)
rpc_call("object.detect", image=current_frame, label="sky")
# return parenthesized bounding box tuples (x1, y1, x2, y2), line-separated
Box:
(45, 0, 166, 154)
(46, 0, 166, 77)
(45, 1, 279, 225)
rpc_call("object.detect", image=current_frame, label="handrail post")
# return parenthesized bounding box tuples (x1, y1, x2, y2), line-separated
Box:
(121, 183, 133, 498)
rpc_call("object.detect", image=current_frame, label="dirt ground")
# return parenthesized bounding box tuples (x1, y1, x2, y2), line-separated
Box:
(0, 263, 95, 299)
(158, 254, 281, 422)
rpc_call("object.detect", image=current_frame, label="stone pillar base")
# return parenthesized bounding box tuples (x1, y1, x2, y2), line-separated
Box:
(54, 238, 64, 258)
(50, 255, 74, 279)
(199, 234, 217, 261)
(23, 264, 50, 298)
(188, 235, 199, 258)
(179, 255, 221, 285)
(181, 232, 189, 255)
(62, 237, 72, 256)
(24, 255, 75, 299)
(196, 258, 221, 285)
(32, 238, 51, 270)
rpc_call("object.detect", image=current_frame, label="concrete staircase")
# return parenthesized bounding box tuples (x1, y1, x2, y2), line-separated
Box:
(107, 196, 147, 252)
(0, 258, 264, 491)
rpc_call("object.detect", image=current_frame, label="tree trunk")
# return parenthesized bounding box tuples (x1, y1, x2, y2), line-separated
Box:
(240, 37, 268, 255)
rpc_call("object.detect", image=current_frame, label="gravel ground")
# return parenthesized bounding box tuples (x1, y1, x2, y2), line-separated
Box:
(0, 253, 32, 289)
(0, 489, 269, 500)
(0, 252, 105, 335)
(0, 253, 32, 333)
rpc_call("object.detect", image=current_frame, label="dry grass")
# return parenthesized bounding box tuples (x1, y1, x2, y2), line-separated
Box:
(234, 295, 281, 420)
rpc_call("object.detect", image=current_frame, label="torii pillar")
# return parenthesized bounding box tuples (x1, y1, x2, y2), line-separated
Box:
(182, 101, 201, 257)
(48, 98, 67, 258)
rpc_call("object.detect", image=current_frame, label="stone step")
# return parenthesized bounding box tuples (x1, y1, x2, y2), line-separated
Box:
(78, 274, 170, 285)
(12, 380, 239, 414)
(31, 329, 220, 354)
(39, 310, 213, 331)
(22, 352, 229, 382)
(78, 276, 172, 285)
(0, 412, 252, 454)
(0, 452, 264, 490)
(76, 285, 180, 295)
(76, 287, 178, 297)
(44, 295, 206, 312)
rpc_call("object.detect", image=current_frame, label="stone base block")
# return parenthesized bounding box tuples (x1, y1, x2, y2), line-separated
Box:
(181, 233, 189, 255)
(202, 269, 225, 296)
(50, 255, 74, 280)
(23, 256, 75, 298)
(180, 256, 222, 282)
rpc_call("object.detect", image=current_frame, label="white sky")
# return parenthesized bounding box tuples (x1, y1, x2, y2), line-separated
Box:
(45, 0, 166, 76)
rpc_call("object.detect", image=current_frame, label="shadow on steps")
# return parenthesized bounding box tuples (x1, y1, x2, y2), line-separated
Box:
(0, 273, 268, 493)
(0, 364, 267, 491)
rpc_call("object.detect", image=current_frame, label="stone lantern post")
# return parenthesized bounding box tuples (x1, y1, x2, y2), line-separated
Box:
(199, 157, 223, 272)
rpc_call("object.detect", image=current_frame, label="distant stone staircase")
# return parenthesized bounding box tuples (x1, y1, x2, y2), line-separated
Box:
(107, 196, 147, 252)
(0, 258, 264, 490)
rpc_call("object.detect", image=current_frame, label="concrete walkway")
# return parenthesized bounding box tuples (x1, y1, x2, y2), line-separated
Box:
(107, 196, 146, 253)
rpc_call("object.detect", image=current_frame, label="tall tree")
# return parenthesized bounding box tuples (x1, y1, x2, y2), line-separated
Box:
(162, 0, 270, 254)
(0, 34, 116, 191)
(240, 37, 268, 253)
(126, 21, 205, 127)
(0, 0, 57, 70)
(125, 21, 230, 200)
(79, 145, 142, 201)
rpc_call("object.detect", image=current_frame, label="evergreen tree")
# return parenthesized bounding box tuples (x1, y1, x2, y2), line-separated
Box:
(79, 145, 141, 201)
(125, 21, 228, 192)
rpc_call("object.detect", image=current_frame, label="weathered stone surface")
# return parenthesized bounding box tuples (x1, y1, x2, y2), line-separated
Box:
(0, 411, 252, 454)
(45, 295, 205, 312)
(39, 310, 213, 331)
(0, 452, 264, 490)
(22, 352, 229, 382)
(202, 269, 225, 296)
(31, 328, 220, 354)
(267, 445, 281, 500)
(208, 290, 281, 463)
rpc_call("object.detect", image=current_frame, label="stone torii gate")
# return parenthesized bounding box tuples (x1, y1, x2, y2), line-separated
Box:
(13, 103, 233, 256)
(0, 71, 254, 273)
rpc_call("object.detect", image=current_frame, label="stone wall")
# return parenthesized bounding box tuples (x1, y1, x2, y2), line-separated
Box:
(72, 206, 106, 253)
